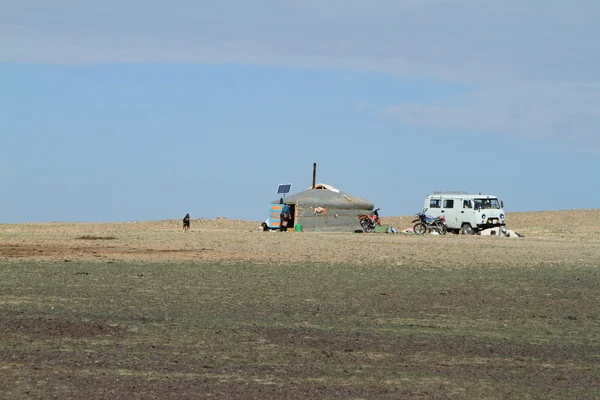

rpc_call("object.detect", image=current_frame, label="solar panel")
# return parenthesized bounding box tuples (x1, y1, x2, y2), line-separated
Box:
(276, 184, 292, 195)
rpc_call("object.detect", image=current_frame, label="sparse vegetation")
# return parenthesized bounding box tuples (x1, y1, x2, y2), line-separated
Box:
(0, 211, 599, 399)
(76, 235, 117, 240)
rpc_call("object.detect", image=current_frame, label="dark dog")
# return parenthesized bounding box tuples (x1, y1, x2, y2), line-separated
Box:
(183, 213, 190, 232)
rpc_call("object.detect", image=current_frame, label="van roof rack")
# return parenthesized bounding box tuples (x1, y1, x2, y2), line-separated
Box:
(432, 191, 468, 195)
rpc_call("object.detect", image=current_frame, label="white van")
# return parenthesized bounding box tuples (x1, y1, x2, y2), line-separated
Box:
(423, 191, 506, 234)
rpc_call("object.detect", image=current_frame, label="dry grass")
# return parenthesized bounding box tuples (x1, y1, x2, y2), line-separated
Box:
(1, 210, 599, 399)
(1, 210, 599, 268)
(76, 235, 118, 240)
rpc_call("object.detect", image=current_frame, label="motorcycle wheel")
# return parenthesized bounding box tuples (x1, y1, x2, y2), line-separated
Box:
(413, 223, 427, 235)
(361, 219, 374, 233)
(439, 224, 448, 235)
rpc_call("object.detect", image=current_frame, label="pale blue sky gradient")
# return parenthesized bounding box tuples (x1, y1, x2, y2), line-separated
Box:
(2, 1, 599, 223)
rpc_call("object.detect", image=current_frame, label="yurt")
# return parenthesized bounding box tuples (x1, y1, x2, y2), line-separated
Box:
(267, 183, 375, 232)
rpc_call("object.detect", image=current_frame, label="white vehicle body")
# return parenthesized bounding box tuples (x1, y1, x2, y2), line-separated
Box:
(423, 191, 506, 233)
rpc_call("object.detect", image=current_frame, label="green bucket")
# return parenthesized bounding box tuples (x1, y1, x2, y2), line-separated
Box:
(294, 224, 303, 232)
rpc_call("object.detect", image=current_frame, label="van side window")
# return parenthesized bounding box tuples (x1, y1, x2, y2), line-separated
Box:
(429, 199, 441, 208)
(463, 200, 472, 208)
(443, 199, 454, 208)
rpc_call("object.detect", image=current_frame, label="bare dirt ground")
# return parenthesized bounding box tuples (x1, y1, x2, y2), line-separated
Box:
(1, 210, 599, 268)
(1, 210, 599, 399)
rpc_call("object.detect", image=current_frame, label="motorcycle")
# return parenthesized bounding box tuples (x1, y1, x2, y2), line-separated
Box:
(358, 208, 381, 233)
(412, 212, 448, 235)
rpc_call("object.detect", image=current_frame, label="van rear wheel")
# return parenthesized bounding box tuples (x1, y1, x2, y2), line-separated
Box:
(462, 223, 474, 235)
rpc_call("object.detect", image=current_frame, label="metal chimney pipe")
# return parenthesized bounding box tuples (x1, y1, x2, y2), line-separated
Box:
(312, 163, 316, 189)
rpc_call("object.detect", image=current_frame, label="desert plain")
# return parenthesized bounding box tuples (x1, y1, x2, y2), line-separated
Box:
(0, 210, 599, 399)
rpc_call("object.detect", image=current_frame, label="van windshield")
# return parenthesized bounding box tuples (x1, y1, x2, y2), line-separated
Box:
(474, 198, 501, 210)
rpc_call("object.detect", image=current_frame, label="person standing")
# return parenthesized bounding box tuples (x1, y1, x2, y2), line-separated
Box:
(279, 201, 291, 232)
(183, 213, 190, 232)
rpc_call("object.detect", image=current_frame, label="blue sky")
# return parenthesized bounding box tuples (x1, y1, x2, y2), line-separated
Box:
(2, 0, 599, 223)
